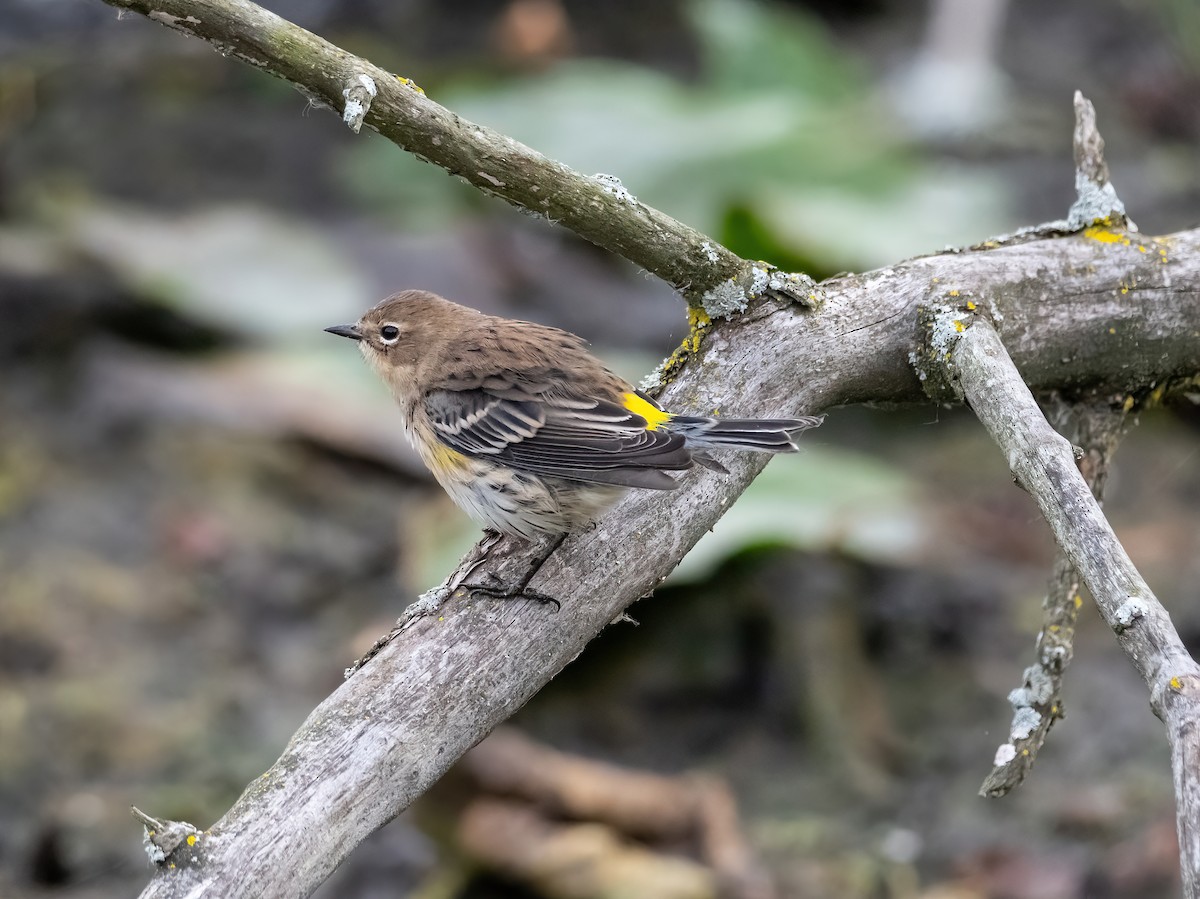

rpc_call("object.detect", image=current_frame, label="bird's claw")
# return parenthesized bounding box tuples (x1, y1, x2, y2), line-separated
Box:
(460, 582, 561, 611)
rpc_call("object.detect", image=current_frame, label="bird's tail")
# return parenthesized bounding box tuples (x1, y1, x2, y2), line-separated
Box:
(667, 414, 825, 455)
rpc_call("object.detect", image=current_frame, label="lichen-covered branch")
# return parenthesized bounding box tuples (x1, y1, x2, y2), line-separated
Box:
(1068, 91, 1128, 230)
(102, 0, 813, 314)
(931, 314, 1200, 897)
(129, 220, 1200, 897)
(979, 94, 1136, 797)
(979, 396, 1130, 797)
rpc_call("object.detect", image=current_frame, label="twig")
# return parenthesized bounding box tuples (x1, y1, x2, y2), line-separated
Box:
(130, 806, 203, 866)
(929, 312, 1200, 896)
(973, 90, 1130, 247)
(1067, 91, 1130, 231)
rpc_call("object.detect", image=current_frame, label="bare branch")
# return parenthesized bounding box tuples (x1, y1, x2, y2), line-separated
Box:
(979, 396, 1130, 797)
(1067, 90, 1129, 231)
(930, 313, 1200, 895)
(981, 95, 1137, 798)
(101, 0, 814, 313)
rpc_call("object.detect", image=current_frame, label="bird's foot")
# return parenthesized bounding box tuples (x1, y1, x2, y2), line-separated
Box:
(459, 579, 561, 610)
(458, 531, 566, 610)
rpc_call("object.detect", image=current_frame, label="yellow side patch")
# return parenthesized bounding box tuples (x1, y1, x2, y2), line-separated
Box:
(427, 442, 471, 472)
(622, 392, 673, 431)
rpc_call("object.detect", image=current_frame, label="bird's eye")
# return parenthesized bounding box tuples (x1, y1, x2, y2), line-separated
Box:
(380, 324, 401, 343)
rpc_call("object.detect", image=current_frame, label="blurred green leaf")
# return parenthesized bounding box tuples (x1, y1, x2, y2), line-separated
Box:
(672, 445, 933, 581)
(338, 0, 1011, 271)
(687, 0, 866, 100)
(719, 203, 836, 280)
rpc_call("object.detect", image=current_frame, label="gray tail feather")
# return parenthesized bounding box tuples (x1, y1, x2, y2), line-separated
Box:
(670, 414, 825, 455)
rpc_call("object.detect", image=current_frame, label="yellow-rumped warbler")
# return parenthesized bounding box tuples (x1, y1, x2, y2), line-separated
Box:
(326, 290, 823, 540)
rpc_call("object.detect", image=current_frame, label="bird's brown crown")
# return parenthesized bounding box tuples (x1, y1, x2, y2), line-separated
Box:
(347, 289, 628, 404)
(358, 290, 482, 349)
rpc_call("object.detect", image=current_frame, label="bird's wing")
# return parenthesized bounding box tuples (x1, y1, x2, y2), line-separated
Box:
(423, 386, 690, 489)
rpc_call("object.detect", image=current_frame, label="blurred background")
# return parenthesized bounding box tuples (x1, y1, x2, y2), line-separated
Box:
(1, 0, 1198, 896)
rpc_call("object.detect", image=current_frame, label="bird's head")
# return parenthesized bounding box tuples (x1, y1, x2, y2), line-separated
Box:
(326, 289, 476, 398)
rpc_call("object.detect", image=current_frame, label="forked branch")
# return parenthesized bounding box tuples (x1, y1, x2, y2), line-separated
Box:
(927, 312, 1200, 895)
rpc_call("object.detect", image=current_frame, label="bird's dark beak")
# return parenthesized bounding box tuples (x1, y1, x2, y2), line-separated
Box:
(324, 324, 362, 341)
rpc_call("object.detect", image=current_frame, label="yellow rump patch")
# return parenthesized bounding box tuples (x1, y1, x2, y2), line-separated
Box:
(622, 392, 673, 431)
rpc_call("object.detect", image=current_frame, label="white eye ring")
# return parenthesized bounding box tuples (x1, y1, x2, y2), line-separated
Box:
(379, 323, 401, 345)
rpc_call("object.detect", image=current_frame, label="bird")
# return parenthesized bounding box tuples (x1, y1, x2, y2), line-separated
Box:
(326, 290, 823, 541)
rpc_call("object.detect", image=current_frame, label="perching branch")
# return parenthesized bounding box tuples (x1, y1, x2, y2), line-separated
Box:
(128, 222, 1200, 898)
(926, 313, 1200, 895)
(92, 2, 1200, 898)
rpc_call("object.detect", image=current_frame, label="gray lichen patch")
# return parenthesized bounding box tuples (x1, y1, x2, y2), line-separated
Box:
(1010, 706, 1042, 741)
(767, 268, 819, 308)
(927, 304, 971, 358)
(638, 367, 665, 393)
(1067, 173, 1127, 232)
(912, 303, 972, 403)
(701, 276, 750, 319)
(591, 173, 636, 204)
(1114, 596, 1148, 630)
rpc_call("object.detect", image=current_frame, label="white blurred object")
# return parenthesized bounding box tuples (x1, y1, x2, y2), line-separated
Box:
(887, 0, 1011, 140)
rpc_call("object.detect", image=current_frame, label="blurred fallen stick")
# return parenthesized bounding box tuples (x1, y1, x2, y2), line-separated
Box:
(458, 728, 773, 899)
